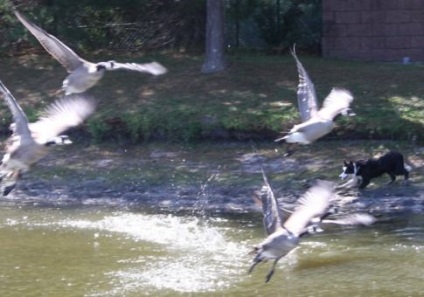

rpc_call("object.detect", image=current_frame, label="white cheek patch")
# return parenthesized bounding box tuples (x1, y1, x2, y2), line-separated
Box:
(353, 163, 359, 175)
(340, 175, 360, 188)
(339, 172, 350, 180)
(339, 166, 349, 180)
(339, 162, 363, 188)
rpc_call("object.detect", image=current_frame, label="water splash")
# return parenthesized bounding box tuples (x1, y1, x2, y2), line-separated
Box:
(55, 212, 249, 294)
(192, 169, 220, 222)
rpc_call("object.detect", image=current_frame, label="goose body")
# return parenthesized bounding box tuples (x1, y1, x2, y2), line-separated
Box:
(0, 80, 96, 195)
(250, 171, 375, 282)
(276, 48, 354, 145)
(284, 118, 334, 144)
(14, 10, 167, 94)
(249, 173, 334, 282)
(63, 64, 105, 95)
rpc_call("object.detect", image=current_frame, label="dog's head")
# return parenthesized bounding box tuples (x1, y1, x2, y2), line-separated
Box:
(339, 161, 357, 180)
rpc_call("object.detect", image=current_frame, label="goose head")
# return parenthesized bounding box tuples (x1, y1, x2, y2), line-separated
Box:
(96, 61, 116, 71)
(45, 135, 72, 146)
(341, 107, 356, 117)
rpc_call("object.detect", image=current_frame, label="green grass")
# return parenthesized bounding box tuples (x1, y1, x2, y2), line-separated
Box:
(1, 52, 424, 144)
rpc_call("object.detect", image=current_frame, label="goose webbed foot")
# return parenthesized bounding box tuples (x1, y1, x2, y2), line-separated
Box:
(248, 260, 260, 274)
(1, 171, 22, 196)
(265, 269, 275, 283)
(283, 143, 297, 157)
(265, 258, 281, 283)
(248, 251, 262, 274)
(3, 183, 16, 196)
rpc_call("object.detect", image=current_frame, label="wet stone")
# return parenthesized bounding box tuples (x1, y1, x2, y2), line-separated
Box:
(122, 192, 145, 202)
(400, 199, 416, 207)
(80, 178, 108, 189)
(21, 180, 52, 191)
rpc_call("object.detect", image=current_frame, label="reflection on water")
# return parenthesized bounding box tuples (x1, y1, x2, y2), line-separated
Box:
(1, 205, 424, 296)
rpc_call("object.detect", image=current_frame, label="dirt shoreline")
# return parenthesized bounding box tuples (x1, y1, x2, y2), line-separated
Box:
(1, 140, 423, 216)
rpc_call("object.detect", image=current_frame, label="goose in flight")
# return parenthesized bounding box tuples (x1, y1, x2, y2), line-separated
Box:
(0, 80, 96, 195)
(249, 170, 374, 283)
(14, 10, 168, 95)
(276, 48, 354, 150)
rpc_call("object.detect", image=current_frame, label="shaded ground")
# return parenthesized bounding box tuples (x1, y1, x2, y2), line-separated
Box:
(1, 140, 423, 216)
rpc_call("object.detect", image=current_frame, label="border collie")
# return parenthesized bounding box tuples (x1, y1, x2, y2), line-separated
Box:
(339, 151, 411, 189)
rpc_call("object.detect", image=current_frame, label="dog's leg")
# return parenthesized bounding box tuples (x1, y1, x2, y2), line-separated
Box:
(401, 169, 410, 185)
(359, 178, 370, 189)
(404, 169, 409, 180)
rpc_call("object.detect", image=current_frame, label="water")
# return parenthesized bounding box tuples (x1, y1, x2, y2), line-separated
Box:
(1, 204, 424, 297)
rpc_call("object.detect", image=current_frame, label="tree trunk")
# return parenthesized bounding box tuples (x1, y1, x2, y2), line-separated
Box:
(201, 0, 226, 73)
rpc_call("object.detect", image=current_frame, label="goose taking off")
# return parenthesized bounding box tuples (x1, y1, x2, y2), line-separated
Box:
(14, 10, 168, 95)
(0, 80, 96, 195)
(276, 48, 354, 149)
(249, 170, 375, 283)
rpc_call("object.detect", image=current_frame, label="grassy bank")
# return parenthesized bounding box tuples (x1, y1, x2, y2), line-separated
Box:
(0, 52, 424, 144)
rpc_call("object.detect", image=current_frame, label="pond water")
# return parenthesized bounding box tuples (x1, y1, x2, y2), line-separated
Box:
(1, 201, 424, 297)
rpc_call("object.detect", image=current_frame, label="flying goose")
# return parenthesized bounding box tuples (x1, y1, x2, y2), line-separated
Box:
(0, 80, 96, 195)
(249, 171, 374, 283)
(14, 10, 168, 95)
(276, 48, 354, 152)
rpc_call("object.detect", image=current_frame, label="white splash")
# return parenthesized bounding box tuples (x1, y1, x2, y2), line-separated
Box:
(52, 212, 250, 294)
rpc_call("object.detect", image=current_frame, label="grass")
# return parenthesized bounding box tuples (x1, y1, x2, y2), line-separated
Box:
(1, 52, 424, 144)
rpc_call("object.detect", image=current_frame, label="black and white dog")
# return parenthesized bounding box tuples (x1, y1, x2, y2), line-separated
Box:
(339, 151, 411, 189)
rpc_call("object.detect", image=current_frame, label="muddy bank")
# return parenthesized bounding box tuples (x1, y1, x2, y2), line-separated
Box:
(1, 141, 423, 215)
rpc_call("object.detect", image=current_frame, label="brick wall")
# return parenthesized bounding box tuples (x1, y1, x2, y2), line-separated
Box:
(322, 0, 424, 62)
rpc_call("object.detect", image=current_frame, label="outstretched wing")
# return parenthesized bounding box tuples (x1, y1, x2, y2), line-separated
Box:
(321, 213, 376, 226)
(291, 46, 319, 122)
(14, 10, 85, 72)
(110, 61, 168, 76)
(284, 180, 335, 236)
(0, 80, 33, 145)
(29, 94, 96, 144)
(256, 169, 285, 235)
(318, 88, 354, 120)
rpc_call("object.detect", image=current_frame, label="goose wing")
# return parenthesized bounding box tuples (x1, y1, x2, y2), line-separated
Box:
(321, 213, 376, 226)
(318, 88, 354, 120)
(0, 81, 33, 145)
(256, 169, 285, 235)
(291, 47, 319, 122)
(283, 180, 334, 236)
(29, 94, 96, 144)
(14, 10, 85, 72)
(109, 61, 168, 76)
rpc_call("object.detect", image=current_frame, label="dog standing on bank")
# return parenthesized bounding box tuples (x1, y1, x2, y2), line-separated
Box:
(339, 151, 411, 189)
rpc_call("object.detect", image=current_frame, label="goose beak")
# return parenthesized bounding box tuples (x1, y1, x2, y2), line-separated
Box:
(342, 108, 356, 117)
(53, 88, 65, 97)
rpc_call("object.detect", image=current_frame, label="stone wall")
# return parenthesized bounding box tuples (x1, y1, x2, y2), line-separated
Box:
(322, 0, 424, 62)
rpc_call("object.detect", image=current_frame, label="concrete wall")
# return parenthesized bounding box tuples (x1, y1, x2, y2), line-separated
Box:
(322, 0, 424, 62)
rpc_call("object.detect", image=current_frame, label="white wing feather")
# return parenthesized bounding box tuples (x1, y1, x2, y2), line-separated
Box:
(29, 95, 96, 143)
